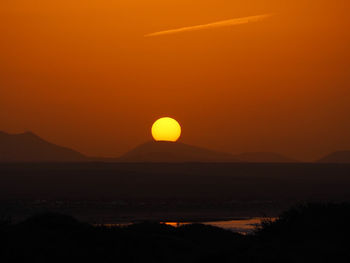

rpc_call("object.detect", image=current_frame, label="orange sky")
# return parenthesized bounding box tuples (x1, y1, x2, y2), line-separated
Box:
(1, 0, 350, 161)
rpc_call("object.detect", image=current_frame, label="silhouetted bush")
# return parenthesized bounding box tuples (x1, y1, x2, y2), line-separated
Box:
(1, 203, 350, 262)
(0, 215, 11, 229)
(245, 203, 350, 263)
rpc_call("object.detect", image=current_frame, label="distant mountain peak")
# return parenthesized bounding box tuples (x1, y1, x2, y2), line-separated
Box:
(0, 131, 304, 163)
(19, 131, 41, 139)
(22, 131, 36, 136)
(0, 131, 38, 137)
(0, 131, 87, 162)
(317, 151, 350, 163)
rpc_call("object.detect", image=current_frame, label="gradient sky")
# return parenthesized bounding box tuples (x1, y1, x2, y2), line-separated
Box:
(1, 0, 349, 161)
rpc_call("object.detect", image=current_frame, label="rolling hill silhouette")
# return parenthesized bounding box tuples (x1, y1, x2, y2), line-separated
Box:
(0, 131, 87, 162)
(0, 131, 299, 163)
(234, 152, 298, 163)
(118, 141, 240, 162)
(317, 151, 350, 163)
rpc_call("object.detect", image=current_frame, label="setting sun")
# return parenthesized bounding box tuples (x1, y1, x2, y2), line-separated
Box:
(151, 117, 181, 142)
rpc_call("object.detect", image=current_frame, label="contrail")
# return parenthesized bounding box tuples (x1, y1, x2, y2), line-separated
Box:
(145, 14, 272, 37)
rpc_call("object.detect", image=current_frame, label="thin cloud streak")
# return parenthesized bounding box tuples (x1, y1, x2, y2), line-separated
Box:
(145, 14, 273, 37)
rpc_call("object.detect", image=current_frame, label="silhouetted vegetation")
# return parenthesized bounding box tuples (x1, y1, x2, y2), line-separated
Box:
(0, 203, 350, 262)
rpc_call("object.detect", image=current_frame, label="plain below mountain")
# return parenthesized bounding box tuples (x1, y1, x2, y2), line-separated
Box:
(117, 141, 240, 162)
(233, 152, 298, 163)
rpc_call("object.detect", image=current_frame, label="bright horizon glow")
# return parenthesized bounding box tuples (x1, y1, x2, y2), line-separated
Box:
(151, 117, 181, 142)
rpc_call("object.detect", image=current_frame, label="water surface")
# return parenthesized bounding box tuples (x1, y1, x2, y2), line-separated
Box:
(103, 217, 274, 234)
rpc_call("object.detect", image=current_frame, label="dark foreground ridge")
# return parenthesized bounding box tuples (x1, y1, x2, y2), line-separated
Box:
(1, 203, 349, 263)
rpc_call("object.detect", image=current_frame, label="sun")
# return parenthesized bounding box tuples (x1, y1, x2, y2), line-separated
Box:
(151, 117, 181, 142)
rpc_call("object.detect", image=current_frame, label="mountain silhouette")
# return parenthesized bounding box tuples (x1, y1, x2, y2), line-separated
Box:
(317, 151, 350, 163)
(0, 131, 300, 163)
(234, 152, 298, 163)
(0, 131, 87, 162)
(118, 141, 241, 162)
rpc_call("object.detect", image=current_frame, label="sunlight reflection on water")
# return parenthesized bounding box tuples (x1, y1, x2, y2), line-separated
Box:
(163, 218, 270, 234)
(101, 218, 275, 234)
